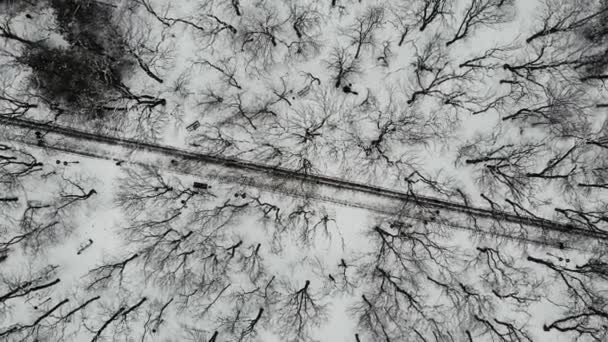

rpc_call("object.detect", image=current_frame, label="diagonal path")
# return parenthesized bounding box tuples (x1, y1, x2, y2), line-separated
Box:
(1, 115, 606, 248)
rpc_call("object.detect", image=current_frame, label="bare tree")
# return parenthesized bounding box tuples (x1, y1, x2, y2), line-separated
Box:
(415, 0, 451, 32)
(188, 123, 244, 157)
(115, 165, 203, 223)
(554, 202, 608, 233)
(466, 246, 541, 305)
(527, 253, 608, 340)
(287, 3, 323, 61)
(350, 217, 458, 341)
(500, 43, 591, 93)
(218, 93, 280, 130)
(275, 200, 342, 249)
(501, 84, 592, 136)
(325, 47, 361, 88)
(407, 38, 474, 106)
(85, 253, 139, 291)
(120, 16, 174, 85)
(0, 143, 42, 191)
(446, 0, 514, 46)
(195, 58, 243, 90)
(342, 6, 385, 59)
(0, 71, 38, 118)
(0, 264, 105, 341)
(457, 131, 546, 201)
(237, 3, 289, 72)
(1, 177, 96, 256)
(82, 295, 149, 342)
(526, 0, 608, 43)
(0, 264, 60, 319)
(387, 3, 415, 47)
(458, 45, 518, 70)
(0, 17, 39, 47)
(274, 280, 328, 342)
(339, 93, 440, 183)
(129, 0, 237, 49)
(140, 297, 174, 338)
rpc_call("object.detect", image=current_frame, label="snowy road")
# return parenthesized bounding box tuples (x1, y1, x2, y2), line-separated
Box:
(1, 115, 605, 250)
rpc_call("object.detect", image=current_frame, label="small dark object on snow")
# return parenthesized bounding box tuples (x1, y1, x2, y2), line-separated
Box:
(0, 197, 18, 202)
(57, 160, 79, 166)
(342, 83, 359, 95)
(77, 239, 94, 255)
(186, 120, 200, 131)
(170, 159, 178, 165)
(390, 221, 410, 229)
(0, 250, 8, 263)
(26, 14, 32, 19)
(193, 182, 211, 190)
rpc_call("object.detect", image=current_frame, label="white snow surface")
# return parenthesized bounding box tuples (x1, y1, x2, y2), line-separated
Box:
(1, 0, 608, 341)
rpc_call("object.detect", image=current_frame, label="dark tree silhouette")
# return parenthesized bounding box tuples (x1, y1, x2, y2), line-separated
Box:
(446, 0, 514, 46)
(415, 0, 451, 32)
(342, 6, 385, 59)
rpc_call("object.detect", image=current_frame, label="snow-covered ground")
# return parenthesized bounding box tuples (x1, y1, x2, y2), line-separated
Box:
(1, 0, 608, 341)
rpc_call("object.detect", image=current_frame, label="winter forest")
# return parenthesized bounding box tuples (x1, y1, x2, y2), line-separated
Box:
(1, 0, 608, 341)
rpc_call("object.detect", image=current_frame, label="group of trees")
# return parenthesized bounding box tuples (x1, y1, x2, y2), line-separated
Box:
(5, 0, 594, 199)
(3, 155, 606, 341)
(0, 0, 171, 138)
